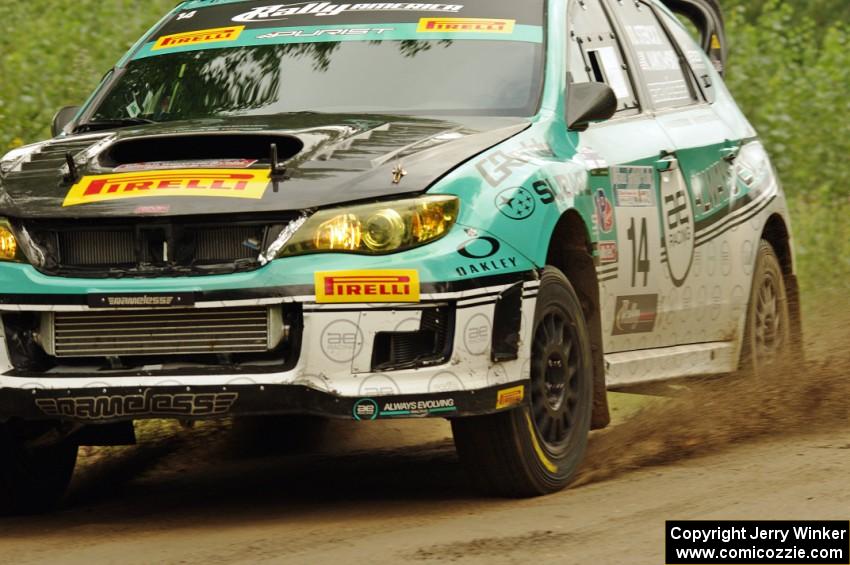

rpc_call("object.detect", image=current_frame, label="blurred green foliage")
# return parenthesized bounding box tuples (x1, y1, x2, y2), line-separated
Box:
(722, 0, 850, 294)
(0, 0, 847, 291)
(0, 0, 176, 149)
(727, 0, 850, 33)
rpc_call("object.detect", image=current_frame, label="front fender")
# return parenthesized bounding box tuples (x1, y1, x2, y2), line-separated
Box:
(429, 125, 596, 268)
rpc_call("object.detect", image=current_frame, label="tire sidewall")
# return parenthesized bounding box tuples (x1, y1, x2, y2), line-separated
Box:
(742, 241, 792, 376)
(513, 267, 594, 491)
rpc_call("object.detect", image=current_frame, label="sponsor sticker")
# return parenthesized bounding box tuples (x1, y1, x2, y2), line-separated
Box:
(36, 389, 238, 421)
(320, 319, 363, 363)
(457, 236, 500, 260)
(232, 3, 465, 23)
(595, 189, 615, 233)
(463, 313, 491, 356)
(417, 17, 515, 33)
(88, 293, 195, 308)
(495, 187, 536, 220)
(134, 205, 171, 215)
(599, 241, 618, 265)
(455, 236, 519, 277)
(258, 26, 394, 39)
(353, 397, 457, 419)
(613, 294, 658, 335)
(315, 270, 420, 304)
(612, 166, 656, 208)
(353, 398, 379, 421)
(63, 169, 271, 207)
(615, 188, 654, 207)
(660, 171, 696, 287)
(496, 385, 525, 410)
(153, 25, 245, 50)
(114, 159, 258, 172)
(382, 398, 457, 417)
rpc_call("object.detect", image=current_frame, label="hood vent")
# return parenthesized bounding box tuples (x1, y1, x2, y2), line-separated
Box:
(98, 134, 304, 169)
(14, 138, 105, 177)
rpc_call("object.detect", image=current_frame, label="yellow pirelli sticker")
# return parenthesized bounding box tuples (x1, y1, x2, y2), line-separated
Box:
(315, 270, 420, 304)
(496, 385, 525, 410)
(63, 169, 271, 207)
(153, 26, 245, 50)
(417, 18, 515, 34)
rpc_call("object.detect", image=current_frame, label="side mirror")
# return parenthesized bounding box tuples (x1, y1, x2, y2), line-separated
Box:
(51, 106, 81, 137)
(566, 83, 617, 132)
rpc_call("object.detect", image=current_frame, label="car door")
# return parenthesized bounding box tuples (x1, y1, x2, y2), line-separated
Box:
(607, 0, 744, 346)
(567, 0, 672, 354)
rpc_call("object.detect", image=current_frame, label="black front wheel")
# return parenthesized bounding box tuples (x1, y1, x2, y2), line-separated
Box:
(452, 267, 594, 497)
(0, 422, 78, 515)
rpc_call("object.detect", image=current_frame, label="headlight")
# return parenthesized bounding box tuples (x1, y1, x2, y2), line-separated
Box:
(0, 220, 22, 262)
(278, 195, 459, 257)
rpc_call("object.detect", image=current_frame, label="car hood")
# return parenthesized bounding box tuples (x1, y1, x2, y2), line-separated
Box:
(0, 114, 529, 219)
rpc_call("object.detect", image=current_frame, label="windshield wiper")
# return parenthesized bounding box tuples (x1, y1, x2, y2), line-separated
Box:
(73, 117, 155, 134)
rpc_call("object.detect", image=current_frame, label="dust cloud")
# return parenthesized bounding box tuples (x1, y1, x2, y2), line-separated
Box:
(575, 300, 850, 486)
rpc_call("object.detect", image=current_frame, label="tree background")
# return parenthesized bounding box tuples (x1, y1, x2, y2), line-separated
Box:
(1, 0, 847, 296)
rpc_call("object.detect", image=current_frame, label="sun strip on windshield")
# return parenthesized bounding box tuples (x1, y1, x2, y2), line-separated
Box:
(130, 21, 543, 60)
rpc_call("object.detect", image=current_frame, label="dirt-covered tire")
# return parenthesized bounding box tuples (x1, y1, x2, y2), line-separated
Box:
(0, 422, 78, 515)
(740, 240, 792, 376)
(452, 267, 594, 497)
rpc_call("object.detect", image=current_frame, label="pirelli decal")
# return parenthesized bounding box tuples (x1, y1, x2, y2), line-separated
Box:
(63, 169, 271, 207)
(417, 18, 515, 33)
(153, 26, 245, 50)
(315, 270, 420, 304)
(495, 385, 525, 410)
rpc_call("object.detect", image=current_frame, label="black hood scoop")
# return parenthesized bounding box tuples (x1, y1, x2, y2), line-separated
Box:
(99, 133, 305, 169)
(0, 114, 530, 218)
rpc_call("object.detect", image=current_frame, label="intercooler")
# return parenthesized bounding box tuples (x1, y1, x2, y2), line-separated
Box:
(39, 306, 285, 358)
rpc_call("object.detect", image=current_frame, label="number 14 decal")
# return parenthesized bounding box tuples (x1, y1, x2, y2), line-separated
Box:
(627, 217, 651, 287)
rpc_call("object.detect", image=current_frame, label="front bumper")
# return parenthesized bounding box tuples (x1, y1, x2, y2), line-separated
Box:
(0, 382, 529, 423)
(0, 273, 540, 424)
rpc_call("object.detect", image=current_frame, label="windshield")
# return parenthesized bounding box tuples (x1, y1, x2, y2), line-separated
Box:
(87, 0, 546, 123)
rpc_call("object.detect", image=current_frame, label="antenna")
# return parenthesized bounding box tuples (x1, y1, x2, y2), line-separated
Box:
(64, 153, 80, 184)
(269, 143, 289, 193)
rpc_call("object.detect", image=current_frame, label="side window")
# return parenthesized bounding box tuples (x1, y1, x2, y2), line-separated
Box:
(660, 10, 717, 104)
(608, 0, 698, 110)
(568, 0, 639, 115)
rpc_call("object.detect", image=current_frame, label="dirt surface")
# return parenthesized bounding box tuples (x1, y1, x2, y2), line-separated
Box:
(0, 308, 847, 564)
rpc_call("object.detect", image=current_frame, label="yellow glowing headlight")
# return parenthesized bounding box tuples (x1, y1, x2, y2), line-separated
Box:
(0, 221, 20, 262)
(279, 195, 459, 257)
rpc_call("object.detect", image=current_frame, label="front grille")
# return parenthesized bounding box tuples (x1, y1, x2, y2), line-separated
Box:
(58, 230, 136, 266)
(23, 219, 292, 277)
(42, 307, 280, 358)
(194, 226, 259, 262)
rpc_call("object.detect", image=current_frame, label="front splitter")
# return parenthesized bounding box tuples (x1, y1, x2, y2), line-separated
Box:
(0, 381, 529, 424)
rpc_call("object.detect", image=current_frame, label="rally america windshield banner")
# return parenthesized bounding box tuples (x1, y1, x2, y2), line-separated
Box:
(130, 0, 545, 60)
